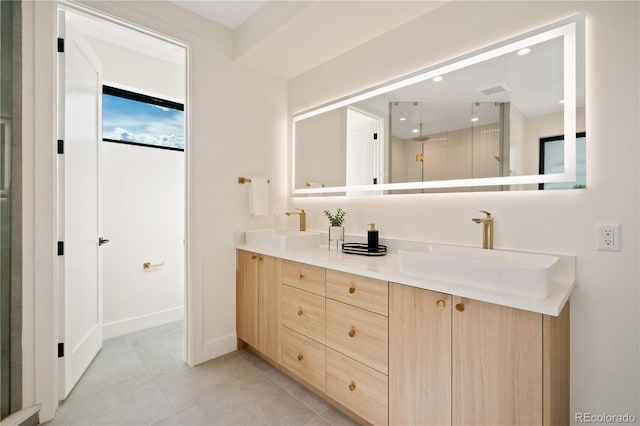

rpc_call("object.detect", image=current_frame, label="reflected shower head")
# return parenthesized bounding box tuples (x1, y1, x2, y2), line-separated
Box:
(411, 122, 429, 142)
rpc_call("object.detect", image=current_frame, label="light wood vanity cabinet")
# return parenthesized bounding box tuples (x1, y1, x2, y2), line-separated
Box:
(281, 326, 326, 391)
(389, 285, 452, 426)
(282, 260, 325, 296)
(326, 269, 388, 316)
(236, 250, 280, 362)
(325, 273, 389, 425)
(326, 348, 389, 426)
(237, 251, 569, 426)
(279, 260, 328, 395)
(389, 282, 570, 426)
(281, 283, 326, 344)
(325, 299, 388, 374)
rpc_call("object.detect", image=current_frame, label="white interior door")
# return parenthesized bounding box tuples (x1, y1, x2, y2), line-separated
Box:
(58, 14, 104, 399)
(346, 108, 383, 196)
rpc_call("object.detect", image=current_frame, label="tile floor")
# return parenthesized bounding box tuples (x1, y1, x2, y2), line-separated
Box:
(46, 322, 358, 426)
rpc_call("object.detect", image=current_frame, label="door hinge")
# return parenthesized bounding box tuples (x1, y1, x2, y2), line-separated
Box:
(58, 343, 64, 358)
(57, 38, 64, 53)
(57, 241, 64, 256)
(373, 133, 378, 140)
(57, 139, 64, 154)
(373, 178, 378, 184)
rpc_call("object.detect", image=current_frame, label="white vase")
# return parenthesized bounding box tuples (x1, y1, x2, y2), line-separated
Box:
(328, 226, 344, 250)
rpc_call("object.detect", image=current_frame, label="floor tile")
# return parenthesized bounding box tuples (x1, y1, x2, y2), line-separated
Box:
(45, 321, 360, 426)
(50, 374, 173, 426)
(304, 415, 333, 426)
(239, 348, 275, 372)
(208, 374, 316, 426)
(264, 368, 331, 416)
(321, 406, 360, 426)
(68, 347, 148, 398)
(154, 351, 263, 412)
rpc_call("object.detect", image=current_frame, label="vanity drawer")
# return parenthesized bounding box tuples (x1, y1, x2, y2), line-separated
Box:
(326, 348, 388, 426)
(326, 299, 388, 374)
(281, 326, 325, 392)
(326, 269, 388, 316)
(282, 260, 325, 296)
(281, 284, 325, 344)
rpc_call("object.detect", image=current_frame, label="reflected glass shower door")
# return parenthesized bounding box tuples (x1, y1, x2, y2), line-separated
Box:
(0, 0, 13, 419)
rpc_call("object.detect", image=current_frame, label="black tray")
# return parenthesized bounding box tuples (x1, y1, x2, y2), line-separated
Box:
(341, 243, 387, 256)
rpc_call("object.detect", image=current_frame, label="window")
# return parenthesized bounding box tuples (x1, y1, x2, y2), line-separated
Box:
(539, 132, 586, 190)
(102, 85, 184, 151)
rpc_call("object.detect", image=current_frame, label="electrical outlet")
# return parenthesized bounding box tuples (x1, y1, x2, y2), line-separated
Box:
(596, 223, 621, 251)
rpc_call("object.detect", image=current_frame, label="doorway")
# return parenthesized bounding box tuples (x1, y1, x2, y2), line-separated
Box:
(58, 6, 188, 399)
(345, 107, 384, 196)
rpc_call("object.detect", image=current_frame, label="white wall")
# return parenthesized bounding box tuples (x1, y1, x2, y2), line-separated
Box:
(288, 1, 639, 420)
(22, 1, 288, 420)
(101, 143, 185, 338)
(85, 37, 184, 101)
(79, 30, 186, 338)
(295, 108, 345, 189)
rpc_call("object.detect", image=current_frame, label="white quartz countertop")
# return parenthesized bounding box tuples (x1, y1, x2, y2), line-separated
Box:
(236, 235, 575, 317)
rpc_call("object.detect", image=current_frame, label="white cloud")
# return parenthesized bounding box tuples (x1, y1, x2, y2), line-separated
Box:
(151, 105, 170, 112)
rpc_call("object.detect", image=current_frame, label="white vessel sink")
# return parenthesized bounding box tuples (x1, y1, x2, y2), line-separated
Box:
(397, 244, 559, 298)
(245, 229, 322, 250)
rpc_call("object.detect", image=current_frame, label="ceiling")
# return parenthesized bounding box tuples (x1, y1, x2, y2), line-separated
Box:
(68, 1, 449, 81)
(167, 1, 267, 29)
(68, 12, 186, 65)
(169, 0, 447, 80)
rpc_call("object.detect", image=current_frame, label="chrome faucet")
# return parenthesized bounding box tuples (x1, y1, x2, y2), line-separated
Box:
(472, 210, 493, 249)
(285, 208, 306, 231)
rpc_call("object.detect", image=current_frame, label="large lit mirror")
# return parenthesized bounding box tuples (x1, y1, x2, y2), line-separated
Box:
(292, 17, 585, 195)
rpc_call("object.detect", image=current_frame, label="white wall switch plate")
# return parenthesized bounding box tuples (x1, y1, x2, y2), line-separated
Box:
(596, 223, 621, 251)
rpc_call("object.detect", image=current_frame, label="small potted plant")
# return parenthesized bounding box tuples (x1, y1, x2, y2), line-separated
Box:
(324, 208, 346, 249)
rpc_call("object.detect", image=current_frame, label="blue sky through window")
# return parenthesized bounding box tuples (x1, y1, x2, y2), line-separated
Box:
(103, 92, 184, 150)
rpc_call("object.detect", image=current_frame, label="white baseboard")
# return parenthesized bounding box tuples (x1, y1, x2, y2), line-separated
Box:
(201, 333, 237, 363)
(103, 306, 184, 339)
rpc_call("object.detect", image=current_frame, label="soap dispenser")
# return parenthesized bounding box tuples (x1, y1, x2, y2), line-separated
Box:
(367, 223, 379, 252)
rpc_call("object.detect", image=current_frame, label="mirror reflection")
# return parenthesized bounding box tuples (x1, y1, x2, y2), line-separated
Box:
(292, 19, 585, 195)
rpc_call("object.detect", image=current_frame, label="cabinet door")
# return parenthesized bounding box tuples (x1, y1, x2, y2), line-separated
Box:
(257, 254, 280, 362)
(389, 283, 451, 426)
(452, 297, 542, 426)
(236, 250, 258, 347)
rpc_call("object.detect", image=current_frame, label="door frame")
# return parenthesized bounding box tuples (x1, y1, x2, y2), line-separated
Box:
(24, 1, 201, 421)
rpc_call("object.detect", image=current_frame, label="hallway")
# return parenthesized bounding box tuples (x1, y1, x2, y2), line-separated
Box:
(46, 322, 356, 425)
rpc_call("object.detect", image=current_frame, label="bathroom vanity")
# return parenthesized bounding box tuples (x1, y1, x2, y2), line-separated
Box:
(235, 236, 574, 426)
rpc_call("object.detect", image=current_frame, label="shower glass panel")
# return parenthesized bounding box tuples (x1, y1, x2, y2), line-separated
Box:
(389, 101, 508, 194)
(0, 0, 13, 419)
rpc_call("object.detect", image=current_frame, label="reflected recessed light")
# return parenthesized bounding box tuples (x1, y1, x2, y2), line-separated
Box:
(412, 129, 419, 133)
(433, 76, 443, 82)
(517, 48, 531, 56)
(399, 117, 407, 121)
(559, 99, 565, 104)
(471, 117, 479, 122)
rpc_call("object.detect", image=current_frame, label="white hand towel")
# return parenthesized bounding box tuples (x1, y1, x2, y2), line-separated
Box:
(248, 178, 268, 216)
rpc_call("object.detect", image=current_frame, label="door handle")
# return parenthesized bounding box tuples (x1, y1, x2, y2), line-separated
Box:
(99, 237, 110, 246)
